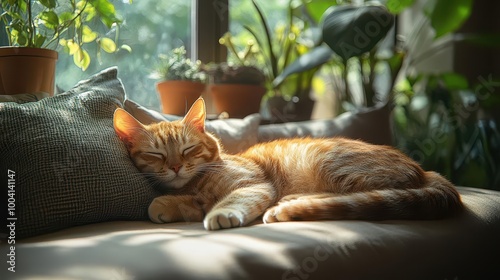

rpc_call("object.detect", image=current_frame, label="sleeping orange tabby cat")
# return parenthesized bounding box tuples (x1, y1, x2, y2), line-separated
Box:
(113, 98, 463, 230)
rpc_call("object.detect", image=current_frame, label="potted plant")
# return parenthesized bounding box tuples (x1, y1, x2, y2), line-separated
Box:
(204, 62, 266, 118)
(152, 46, 206, 116)
(224, 0, 328, 122)
(0, 0, 125, 96)
(276, 0, 500, 188)
(267, 2, 395, 119)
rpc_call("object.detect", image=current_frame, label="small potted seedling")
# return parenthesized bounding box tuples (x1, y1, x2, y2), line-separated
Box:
(204, 63, 266, 118)
(152, 47, 206, 115)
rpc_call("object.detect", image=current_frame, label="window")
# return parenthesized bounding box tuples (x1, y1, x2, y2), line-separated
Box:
(52, 0, 335, 116)
(55, 0, 192, 111)
(228, 0, 289, 64)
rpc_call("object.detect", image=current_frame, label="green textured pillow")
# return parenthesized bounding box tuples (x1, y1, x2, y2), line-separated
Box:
(0, 67, 159, 239)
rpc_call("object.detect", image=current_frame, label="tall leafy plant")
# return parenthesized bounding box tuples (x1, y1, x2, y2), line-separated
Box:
(274, 0, 480, 113)
(387, 0, 500, 188)
(393, 73, 500, 189)
(0, 0, 129, 70)
(214, 0, 317, 121)
(229, 0, 324, 100)
(274, 0, 500, 188)
(273, 1, 395, 114)
(222, 0, 393, 121)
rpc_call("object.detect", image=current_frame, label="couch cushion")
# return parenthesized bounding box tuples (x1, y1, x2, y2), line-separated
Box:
(258, 102, 392, 146)
(0, 67, 160, 239)
(13, 187, 500, 279)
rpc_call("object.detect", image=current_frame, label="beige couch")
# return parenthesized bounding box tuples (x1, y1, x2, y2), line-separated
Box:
(12, 186, 500, 279)
(2, 68, 499, 279)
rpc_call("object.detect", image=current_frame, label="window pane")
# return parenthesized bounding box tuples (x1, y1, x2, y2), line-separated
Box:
(55, 0, 192, 111)
(228, 0, 288, 66)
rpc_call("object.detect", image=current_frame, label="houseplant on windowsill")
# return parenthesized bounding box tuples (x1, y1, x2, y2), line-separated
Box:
(0, 0, 124, 96)
(269, 2, 395, 118)
(152, 46, 206, 116)
(204, 62, 266, 119)
(228, 0, 326, 122)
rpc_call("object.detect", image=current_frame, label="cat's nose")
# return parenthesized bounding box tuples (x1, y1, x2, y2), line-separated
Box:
(170, 164, 182, 174)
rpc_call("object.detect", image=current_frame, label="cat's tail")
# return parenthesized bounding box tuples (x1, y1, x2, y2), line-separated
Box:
(263, 171, 464, 223)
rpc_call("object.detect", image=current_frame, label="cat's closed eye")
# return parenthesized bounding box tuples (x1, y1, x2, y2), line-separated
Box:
(143, 152, 165, 161)
(182, 145, 199, 157)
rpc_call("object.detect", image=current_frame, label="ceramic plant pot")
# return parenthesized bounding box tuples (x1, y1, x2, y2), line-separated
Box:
(209, 84, 266, 118)
(156, 80, 206, 115)
(0, 47, 58, 96)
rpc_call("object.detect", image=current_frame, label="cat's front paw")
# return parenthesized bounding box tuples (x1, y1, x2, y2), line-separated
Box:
(148, 197, 177, 223)
(204, 208, 244, 230)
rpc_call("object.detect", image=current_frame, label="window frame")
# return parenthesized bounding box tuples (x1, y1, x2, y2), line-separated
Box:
(191, 0, 228, 63)
(191, 0, 228, 113)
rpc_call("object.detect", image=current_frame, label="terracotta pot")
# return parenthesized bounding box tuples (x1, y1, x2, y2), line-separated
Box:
(156, 80, 206, 115)
(0, 47, 58, 96)
(209, 84, 266, 118)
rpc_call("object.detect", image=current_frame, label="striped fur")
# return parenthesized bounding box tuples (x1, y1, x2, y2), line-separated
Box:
(114, 98, 464, 230)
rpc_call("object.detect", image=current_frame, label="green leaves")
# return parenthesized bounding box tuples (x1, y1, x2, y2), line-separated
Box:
(272, 3, 395, 89)
(16, 32, 28, 46)
(34, 34, 47, 48)
(39, 0, 57, 9)
(39, 11, 59, 29)
(1, 0, 126, 70)
(273, 45, 333, 87)
(74, 48, 91, 71)
(304, 0, 335, 24)
(59, 38, 90, 71)
(394, 71, 500, 189)
(440, 72, 469, 90)
(428, 0, 473, 38)
(99, 37, 116, 53)
(120, 44, 132, 53)
(82, 25, 98, 43)
(386, 0, 415, 14)
(321, 4, 394, 60)
(250, 0, 278, 79)
(153, 46, 205, 82)
(92, 0, 120, 28)
(385, 0, 473, 37)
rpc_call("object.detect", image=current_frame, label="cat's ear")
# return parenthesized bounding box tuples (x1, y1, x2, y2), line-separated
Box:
(182, 97, 206, 133)
(113, 108, 146, 146)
